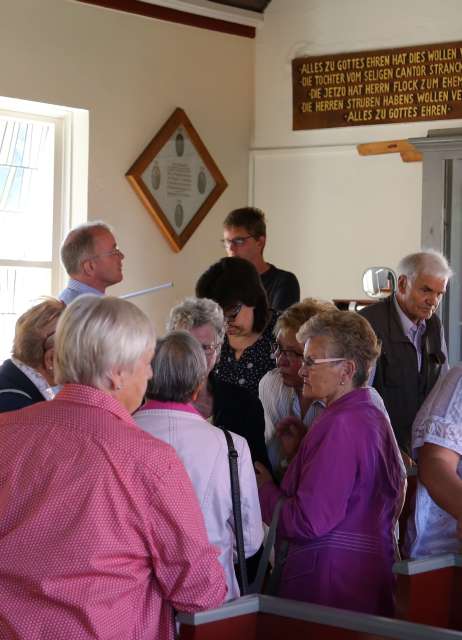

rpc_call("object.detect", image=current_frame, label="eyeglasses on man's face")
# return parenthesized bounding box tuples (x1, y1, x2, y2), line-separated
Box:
(271, 342, 304, 362)
(86, 247, 124, 261)
(223, 303, 243, 323)
(221, 235, 255, 249)
(300, 356, 346, 369)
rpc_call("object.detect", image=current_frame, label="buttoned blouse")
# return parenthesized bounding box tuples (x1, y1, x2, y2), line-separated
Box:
(0, 384, 226, 640)
(214, 310, 278, 394)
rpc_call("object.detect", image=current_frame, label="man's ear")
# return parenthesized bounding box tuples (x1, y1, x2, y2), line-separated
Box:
(397, 274, 408, 295)
(80, 258, 94, 277)
(256, 235, 266, 253)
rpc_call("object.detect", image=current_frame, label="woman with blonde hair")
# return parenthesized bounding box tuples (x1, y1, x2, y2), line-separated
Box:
(258, 298, 335, 472)
(0, 298, 64, 412)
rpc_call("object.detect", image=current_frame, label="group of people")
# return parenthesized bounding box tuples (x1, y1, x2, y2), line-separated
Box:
(0, 206, 460, 640)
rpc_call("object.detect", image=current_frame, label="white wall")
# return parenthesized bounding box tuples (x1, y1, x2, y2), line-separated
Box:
(254, 0, 462, 300)
(0, 0, 254, 332)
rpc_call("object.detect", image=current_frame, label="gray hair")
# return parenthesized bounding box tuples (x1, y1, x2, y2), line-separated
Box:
(60, 220, 113, 275)
(167, 297, 225, 344)
(54, 295, 155, 389)
(397, 250, 453, 281)
(297, 309, 380, 388)
(147, 331, 207, 404)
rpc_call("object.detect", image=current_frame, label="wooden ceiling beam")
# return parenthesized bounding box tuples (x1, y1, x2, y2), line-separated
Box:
(75, 0, 256, 38)
(357, 139, 422, 162)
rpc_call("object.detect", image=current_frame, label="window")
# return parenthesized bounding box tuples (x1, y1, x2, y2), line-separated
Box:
(0, 97, 88, 362)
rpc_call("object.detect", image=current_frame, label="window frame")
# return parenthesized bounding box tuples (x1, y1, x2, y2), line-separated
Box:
(0, 98, 89, 295)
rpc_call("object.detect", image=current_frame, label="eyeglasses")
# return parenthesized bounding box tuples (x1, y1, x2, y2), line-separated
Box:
(300, 356, 346, 368)
(221, 235, 254, 248)
(201, 343, 220, 356)
(86, 247, 124, 261)
(223, 303, 243, 323)
(271, 343, 304, 362)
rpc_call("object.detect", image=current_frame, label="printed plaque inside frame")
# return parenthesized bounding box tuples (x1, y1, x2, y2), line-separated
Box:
(126, 108, 227, 252)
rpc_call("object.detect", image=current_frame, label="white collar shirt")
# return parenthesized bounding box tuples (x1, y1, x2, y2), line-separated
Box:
(11, 357, 54, 401)
(258, 368, 325, 472)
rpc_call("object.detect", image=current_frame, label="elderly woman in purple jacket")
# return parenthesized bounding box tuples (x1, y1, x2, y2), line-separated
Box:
(256, 309, 406, 616)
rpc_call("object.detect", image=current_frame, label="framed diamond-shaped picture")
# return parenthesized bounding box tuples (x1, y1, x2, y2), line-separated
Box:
(126, 108, 227, 252)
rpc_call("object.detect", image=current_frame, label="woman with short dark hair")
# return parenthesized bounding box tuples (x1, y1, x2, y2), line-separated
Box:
(196, 257, 277, 394)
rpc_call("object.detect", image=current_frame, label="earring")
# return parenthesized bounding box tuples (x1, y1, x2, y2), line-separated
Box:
(340, 379, 345, 386)
(47, 366, 53, 372)
(116, 384, 123, 391)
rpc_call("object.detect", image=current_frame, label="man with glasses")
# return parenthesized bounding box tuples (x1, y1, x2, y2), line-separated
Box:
(58, 221, 125, 305)
(222, 207, 300, 311)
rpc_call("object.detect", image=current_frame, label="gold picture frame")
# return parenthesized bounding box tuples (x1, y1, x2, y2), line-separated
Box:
(126, 108, 227, 252)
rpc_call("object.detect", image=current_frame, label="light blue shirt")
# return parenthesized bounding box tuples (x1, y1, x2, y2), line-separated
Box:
(58, 279, 104, 305)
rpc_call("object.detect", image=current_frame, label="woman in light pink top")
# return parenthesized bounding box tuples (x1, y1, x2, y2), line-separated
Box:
(135, 330, 263, 600)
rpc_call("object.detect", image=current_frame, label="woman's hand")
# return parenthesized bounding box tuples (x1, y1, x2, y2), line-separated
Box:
(255, 461, 273, 488)
(276, 416, 306, 461)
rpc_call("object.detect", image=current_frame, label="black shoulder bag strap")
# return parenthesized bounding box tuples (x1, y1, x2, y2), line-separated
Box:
(222, 428, 248, 595)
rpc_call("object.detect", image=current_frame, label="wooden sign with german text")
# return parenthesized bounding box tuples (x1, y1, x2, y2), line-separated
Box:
(293, 41, 462, 130)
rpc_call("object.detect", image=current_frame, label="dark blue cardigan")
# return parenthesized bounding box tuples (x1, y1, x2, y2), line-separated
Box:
(0, 359, 45, 413)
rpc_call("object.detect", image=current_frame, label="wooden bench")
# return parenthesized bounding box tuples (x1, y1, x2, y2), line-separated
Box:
(394, 553, 462, 630)
(178, 594, 462, 640)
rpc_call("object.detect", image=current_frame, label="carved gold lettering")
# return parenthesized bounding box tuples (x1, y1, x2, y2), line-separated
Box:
(364, 82, 390, 95)
(442, 76, 462, 89)
(366, 55, 390, 67)
(420, 104, 448, 117)
(315, 99, 344, 112)
(363, 68, 393, 81)
(395, 65, 426, 78)
(416, 90, 448, 103)
(427, 48, 457, 62)
(346, 109, 373, 122)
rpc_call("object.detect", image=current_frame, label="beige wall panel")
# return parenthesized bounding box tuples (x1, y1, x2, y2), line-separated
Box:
(0, 0, 254, 333)
(253, 0, 462, 299)
(251, 148, 422, 300)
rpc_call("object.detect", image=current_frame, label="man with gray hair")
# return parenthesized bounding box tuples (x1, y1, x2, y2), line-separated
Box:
(58, 221, 124, 304)
(360, 249, 452, 456)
